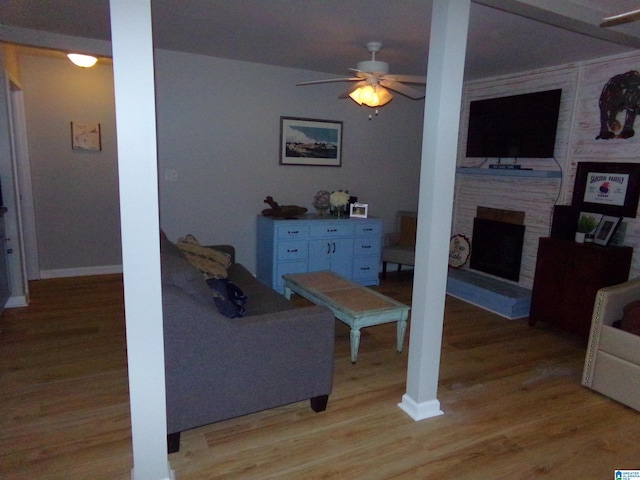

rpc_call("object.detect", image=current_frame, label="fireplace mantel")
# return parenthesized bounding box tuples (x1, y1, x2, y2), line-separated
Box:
(456, 167, 561, 178)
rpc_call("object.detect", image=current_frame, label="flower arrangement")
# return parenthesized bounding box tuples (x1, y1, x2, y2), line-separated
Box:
(330, 190, 349, 207)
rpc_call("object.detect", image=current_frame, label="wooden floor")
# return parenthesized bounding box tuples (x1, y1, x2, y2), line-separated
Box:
(1, 272, 639, 479)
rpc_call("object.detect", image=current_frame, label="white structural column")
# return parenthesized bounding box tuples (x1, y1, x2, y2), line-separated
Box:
(398, 0, 470, 420)
(110, 1, 173, 479)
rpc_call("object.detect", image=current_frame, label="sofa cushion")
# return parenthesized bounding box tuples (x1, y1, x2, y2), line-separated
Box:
(161, 252, 213, 303)
(241, 282, 296, 316)
(622, 300, 640, 336)
(176, 234, 231, 279)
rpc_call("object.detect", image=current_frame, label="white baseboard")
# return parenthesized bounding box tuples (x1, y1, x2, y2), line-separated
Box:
(40, 264, 123, 279)
(398, 394, 444, 421)
(5, 295, 28, 308)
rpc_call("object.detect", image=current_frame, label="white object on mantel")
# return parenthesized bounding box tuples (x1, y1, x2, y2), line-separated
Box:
(575, 232, 586, 243)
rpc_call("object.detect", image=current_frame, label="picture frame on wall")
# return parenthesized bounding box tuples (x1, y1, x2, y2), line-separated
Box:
(71, 122, 101, 151)
(571, 162, 640, 218)
(279, 117, 342, 167)
(593, 215, 621, 246)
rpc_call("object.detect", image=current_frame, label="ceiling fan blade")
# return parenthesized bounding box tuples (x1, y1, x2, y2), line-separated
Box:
(338, 82, 367, 99)
(380, 79, 425, 99)
(297, 77, 361, 86)
(383, 74, 426, 85)
(601, 8, 640, 27)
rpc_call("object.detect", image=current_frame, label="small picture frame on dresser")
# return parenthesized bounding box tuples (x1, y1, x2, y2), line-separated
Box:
(593, 215, 621, 246)
(350, 203, 368, 218)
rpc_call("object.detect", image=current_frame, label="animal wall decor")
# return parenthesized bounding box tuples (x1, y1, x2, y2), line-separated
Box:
(596, 70, 640, 140)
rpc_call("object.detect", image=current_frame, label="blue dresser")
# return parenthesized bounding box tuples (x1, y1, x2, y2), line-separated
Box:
(257, 215, 382, 293)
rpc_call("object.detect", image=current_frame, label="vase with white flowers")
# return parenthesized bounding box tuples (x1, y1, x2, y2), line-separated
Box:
(330, 190, 350, 218)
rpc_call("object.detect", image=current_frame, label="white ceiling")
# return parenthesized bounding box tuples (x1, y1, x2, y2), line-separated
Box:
(1, 1, 640, 81)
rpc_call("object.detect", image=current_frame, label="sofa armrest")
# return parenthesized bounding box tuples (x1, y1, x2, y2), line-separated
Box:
(163, 285, 335, 433)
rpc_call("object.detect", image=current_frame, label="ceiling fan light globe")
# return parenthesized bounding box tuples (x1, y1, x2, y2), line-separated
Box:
(349, 85, 393, 107)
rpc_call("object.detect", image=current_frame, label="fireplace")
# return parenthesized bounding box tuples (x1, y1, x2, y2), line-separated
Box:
(470, 216, 525, 282)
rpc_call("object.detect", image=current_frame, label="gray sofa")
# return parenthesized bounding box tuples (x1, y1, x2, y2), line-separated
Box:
(160, 232, 335, 453)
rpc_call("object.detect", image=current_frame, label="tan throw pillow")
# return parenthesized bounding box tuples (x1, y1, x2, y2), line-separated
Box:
(176, 234, 231, 279)
(398, 216, 417, 246)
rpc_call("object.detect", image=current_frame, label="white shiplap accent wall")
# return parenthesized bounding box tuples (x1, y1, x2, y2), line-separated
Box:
(569, 51, 640, 279)
(453, 67, 579, 289)
(453, 50, 640, 289)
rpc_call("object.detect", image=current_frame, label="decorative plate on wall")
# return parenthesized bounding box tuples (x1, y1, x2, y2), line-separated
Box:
(449, 234, 470, 268)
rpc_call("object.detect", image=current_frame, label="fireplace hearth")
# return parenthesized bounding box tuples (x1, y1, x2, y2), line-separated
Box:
(470, 214, 525, 282)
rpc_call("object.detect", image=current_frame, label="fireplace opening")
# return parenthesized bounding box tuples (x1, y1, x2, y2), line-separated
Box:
(470, 217, 525, 282)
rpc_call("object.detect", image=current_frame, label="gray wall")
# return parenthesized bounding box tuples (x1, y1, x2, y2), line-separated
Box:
(21, 54, 121, 275)
(18, 48, 424, 275)
(154, 49, 424, 271)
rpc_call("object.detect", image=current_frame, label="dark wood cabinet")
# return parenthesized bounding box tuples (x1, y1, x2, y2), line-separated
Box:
(529, 237, 633, 341)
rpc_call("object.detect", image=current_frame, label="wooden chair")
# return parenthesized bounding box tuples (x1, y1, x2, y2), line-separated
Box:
(381, 211, 417, 278)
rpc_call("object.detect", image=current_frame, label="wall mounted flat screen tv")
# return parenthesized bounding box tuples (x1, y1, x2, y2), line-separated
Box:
(465, 88, 562, 158)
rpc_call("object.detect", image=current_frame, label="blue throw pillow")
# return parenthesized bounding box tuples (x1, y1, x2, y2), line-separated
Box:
(206, 278, 247, 318)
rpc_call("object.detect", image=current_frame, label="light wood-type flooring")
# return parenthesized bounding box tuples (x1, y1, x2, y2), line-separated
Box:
(1, 271, 639, 479)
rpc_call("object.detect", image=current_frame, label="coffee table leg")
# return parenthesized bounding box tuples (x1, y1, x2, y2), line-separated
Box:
(350, 328, 361, 364)
(283, 285, 292, 300)
(397, 319, 407, 353)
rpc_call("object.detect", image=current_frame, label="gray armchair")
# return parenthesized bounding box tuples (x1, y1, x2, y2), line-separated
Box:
(381, 211, 417, 278)
(582, 277, 640, 412)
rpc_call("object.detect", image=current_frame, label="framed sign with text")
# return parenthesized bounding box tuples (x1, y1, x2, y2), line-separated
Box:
(572, 162, 640, 218)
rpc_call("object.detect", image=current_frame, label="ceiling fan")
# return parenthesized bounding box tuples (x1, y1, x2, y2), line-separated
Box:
(601, 7, 640, 27)
(297, 41, 426, 108)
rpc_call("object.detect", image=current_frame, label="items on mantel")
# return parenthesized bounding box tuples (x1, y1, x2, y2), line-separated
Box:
(456, 166, 561, 178)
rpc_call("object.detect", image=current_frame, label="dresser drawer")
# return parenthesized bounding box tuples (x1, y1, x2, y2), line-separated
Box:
(355, 222, 381, 237)
(277, 225, 309, 240)
(354, 236, 381, 256)
(352, 256, 379, 280)
(277, 241, 308, 261)
(309, 223, 355, 238)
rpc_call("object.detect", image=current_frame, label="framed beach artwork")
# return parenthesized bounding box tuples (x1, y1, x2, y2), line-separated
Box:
(280, 117, 343, 166)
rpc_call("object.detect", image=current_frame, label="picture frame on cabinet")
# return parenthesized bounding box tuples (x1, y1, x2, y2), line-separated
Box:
(593, 215, 621, 246)
(279, 117, 342, 166)
(572, 162, 640, 218)
(350, 203, 368, 218)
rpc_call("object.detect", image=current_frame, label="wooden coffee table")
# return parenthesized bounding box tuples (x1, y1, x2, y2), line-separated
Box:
(282, 271, 410, 363)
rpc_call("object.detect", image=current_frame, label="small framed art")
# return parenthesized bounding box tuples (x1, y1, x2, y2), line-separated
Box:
(71, 122, 101, 151)
(593, 215, 621, 246)
(350, 203, 368, 218)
